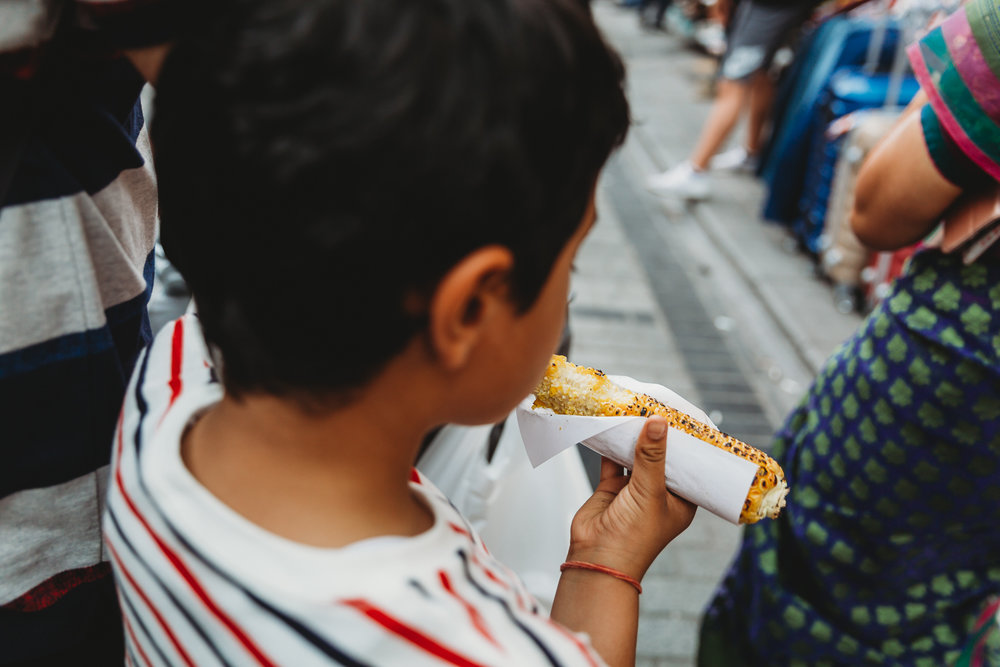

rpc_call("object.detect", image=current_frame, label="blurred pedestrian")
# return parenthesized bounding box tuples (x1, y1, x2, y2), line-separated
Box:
(639, 0, 673, 30)
(0, 3, 170, 663)
(698, 0, 1000, 662)
(646, 0, 818, 200)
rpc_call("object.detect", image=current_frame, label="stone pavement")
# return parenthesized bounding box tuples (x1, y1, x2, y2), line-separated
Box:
(565, 3, 870, 664)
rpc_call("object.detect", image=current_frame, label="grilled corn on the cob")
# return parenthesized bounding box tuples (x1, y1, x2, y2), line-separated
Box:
(532, 355, 788, 524)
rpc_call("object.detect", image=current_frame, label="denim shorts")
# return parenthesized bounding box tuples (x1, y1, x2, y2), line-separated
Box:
(720, 0, 810, 81)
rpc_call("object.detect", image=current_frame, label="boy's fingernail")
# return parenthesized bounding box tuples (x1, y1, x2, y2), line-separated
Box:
(646, 419, 666, 440)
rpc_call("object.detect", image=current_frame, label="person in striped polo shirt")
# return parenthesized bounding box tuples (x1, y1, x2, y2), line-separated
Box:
(0, 1, 175, 664)
(104, 0, 698, 664)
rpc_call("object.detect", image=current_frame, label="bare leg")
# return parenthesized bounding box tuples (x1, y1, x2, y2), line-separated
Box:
(745, 71, 776, 155)
(655, 0, 670, 26)
(688, 78, 752, 170)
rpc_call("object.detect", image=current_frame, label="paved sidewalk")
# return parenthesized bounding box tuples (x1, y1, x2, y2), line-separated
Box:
(571, 176, 742, 667)
(566, 3, 870, 665)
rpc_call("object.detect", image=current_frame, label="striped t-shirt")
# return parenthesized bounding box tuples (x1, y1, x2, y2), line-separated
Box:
(105, 314, 609, 666)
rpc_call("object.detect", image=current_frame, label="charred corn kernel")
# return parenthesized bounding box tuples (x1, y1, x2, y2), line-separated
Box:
(532, 355, 788, 524)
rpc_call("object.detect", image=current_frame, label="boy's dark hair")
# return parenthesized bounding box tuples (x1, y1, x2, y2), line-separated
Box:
(155, 0, 629, 403)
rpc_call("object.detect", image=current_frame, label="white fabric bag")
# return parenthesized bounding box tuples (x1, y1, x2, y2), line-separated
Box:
(417, 411, 592, 610)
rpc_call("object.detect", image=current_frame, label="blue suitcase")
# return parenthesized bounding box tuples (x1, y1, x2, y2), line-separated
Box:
(791, 66, 920, 254)
(760, 17, 906, 227)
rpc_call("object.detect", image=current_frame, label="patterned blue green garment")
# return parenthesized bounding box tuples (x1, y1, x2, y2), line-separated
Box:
(699, 250, 1000, 666)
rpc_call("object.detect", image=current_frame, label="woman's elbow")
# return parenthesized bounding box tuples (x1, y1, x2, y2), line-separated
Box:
(850, 201, 890, 250)
(849, 182, 893, 250)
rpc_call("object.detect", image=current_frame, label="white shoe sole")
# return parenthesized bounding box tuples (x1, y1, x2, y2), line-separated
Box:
(645, 175, 709, 201)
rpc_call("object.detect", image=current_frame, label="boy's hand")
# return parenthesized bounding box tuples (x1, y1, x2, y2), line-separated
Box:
(567, 417, 696, 582)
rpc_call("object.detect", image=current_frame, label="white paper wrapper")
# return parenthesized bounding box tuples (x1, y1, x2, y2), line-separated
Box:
(515, 375, 758, 525)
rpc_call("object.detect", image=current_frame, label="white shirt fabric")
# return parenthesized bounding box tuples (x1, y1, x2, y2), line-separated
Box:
(104, 314, 608, 666)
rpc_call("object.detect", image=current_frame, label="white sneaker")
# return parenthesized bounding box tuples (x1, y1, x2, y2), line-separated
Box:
(646, 162, 710, 201)
(694, 22, 726, 57)
(710, 146, 759, 173)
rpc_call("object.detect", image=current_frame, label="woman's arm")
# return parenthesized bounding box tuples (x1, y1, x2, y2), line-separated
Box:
(850, 101, 963, 251)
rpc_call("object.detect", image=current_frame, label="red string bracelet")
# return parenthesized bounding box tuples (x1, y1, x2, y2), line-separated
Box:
(560, 561, 642, 594)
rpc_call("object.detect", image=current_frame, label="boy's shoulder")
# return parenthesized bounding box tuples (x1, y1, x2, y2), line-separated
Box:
(105, 313, 467, 573)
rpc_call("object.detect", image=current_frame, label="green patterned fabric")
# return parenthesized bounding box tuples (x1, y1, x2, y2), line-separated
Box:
(699, 250, 1000, 666)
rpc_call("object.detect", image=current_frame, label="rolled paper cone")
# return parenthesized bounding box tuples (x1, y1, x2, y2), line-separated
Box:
(521, 355, 789, 524)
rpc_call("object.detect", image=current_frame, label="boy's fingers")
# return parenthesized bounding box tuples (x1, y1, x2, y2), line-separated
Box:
(629, 417, 668, 499)
(667, 489, 698, 521)
(599, 456, 625, 482)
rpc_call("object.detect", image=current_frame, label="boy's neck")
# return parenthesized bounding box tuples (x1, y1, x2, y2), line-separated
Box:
(181, 362, 439, 548)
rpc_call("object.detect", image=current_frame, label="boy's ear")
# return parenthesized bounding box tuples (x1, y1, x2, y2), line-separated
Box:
(428, 245, 515, 370)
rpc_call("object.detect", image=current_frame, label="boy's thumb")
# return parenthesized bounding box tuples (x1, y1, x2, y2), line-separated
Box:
(631, 417, 668, 496)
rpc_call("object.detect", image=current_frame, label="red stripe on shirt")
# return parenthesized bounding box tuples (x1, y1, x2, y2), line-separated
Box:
(438, 571, 501, 649)
(469, 553, 531, 612)
(121, 604, 154, 667)
(167, 318, 184, 410)
(343, 598, 489, 667)
(410, 468, 422, 484)
(115, 410, 126, 465)
(448, 523, 471, 539)
(106, 540, 197, 667)
(113, 426, 277, 666)
(469, 552, 508, 589)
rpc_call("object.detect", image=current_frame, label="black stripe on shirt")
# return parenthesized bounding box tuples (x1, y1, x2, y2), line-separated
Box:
(456, 549, 563, 667)
(171, 524, 373, 667)
(118, 577, 175, 667)
(106, 507, 232, 666)
(132, 342, 153, 454)
(408, 579, 432, 599)
(125, 638, 141, 667)
(0, 281, 152, 497)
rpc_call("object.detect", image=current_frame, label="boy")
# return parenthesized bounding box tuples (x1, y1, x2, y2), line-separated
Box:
(104, 0, 696, 664)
